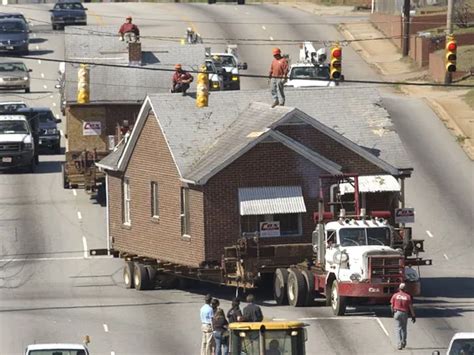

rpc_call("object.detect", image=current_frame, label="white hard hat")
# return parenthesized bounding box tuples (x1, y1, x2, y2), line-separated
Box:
(399, 283, 406, 290)
(187, 27, 192, 31)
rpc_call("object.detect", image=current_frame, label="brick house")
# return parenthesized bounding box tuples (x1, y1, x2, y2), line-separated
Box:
(97, 87, 412, 268)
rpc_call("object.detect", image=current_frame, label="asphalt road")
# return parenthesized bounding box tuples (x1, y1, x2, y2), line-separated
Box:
(0, 3, 472, 355)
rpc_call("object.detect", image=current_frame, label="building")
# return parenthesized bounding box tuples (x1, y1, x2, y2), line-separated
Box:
(97, 87, 412, 268)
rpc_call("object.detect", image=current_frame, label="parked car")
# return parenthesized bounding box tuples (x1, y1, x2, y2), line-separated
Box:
(0, 61, 31, 93)
(16, 107, 61, 153)
(0, 101, 27, 113)
(25, 343, 89, 355)
(50, 0, 87, 30)
(433, 333, 474, 355)
(0, 19, 29, 54)
(0, 12, 30, 32)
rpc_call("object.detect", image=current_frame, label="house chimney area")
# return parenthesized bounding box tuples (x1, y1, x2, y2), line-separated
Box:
(128, 42, 142, 66)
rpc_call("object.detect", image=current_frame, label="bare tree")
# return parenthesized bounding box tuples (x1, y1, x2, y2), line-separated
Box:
(454, 0, 473, 28)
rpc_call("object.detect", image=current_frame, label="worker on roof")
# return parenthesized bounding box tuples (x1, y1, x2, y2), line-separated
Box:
(171, 64, 193, 96)
(119, 16, 140, 42)
(186, 27, 202, 44)
(268, 47, 289, 108)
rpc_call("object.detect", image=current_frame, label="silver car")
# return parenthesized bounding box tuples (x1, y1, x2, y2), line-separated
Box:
(0, 61, 31, 93)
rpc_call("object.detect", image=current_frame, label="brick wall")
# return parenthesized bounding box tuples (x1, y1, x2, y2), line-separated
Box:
(108, 112, 205, 267)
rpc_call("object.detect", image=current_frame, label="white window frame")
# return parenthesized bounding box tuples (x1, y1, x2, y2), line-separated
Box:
(180, 187, 190, 237)
(151, 181, 159, 218)
(123, 177, 131, 225)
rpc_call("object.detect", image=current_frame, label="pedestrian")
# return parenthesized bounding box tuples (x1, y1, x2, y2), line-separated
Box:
(268, 47, 289, 108)
(242, 294, 263, 322)
(390, 283, 416, 350)
(200, 294, 214, 355)
(227, 297, 243, 323)
(171, 64, 194, 96)
(211, 298, 220, 313)
(118, 16, 140, 42)
(212, 308, 229, 355)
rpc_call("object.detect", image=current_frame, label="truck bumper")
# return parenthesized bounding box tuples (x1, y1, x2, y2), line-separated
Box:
(338, 280, 421, 300)
(0, 151, 34, 170)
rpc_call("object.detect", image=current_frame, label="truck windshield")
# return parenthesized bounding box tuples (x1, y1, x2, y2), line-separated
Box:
(449, 338, 474, 355)
(0, 120, 29, 134)
(290, 66, 330, 80)
(231, 330, 305, 355)
(213, 55, 236, 67)
(339, 227, 391, 247)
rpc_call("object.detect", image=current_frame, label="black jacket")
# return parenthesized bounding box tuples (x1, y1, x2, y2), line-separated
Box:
(242, 303, 263, 322)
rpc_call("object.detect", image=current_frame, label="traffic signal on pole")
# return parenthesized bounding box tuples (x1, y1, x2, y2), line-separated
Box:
(77, 64, 90, 104)
(330, 44, 342, 80)
(445, 35, 457, 73)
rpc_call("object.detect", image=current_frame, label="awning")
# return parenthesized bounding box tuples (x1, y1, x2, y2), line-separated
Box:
(238, 186, 307, 216)
(339, 175, 400, 195)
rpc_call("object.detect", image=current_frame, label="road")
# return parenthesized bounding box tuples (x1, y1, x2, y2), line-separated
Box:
(0, 3, 472, 355)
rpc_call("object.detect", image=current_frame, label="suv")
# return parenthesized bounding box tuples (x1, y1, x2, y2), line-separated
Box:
(50, 0, 87, 30)
(0, 19, 29, 54)
(0, 114, 36, 172)
(0, 61, 32, 93)
(16, 107, 61, 153)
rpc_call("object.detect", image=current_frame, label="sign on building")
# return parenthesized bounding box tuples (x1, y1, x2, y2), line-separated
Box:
(395, 208, 415, 223)
(83, 121, 102, 136)
(260, 221, 280, 237)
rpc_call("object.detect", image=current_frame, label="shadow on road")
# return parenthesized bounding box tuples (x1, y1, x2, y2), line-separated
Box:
(421, 277, 474, 298)
(29, 37, 48, 44)
(35, 160, 62, 174)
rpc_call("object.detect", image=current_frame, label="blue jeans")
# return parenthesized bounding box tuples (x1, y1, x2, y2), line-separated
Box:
(214, 331, 229, 355)
(394, 311, 408, 347)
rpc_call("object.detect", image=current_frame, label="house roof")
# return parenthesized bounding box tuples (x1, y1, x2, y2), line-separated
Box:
(64, 26, 206, 103)
(95, 140, 126, 171)
(112, 87, 411, 184)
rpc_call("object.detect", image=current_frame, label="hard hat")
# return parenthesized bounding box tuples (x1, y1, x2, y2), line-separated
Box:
(272, 47, 281, 55)
(126, 16, 132, 20)
(175, 64, 182, 70)
(187, 27, 192, 32)
(399, 282, 406, 290)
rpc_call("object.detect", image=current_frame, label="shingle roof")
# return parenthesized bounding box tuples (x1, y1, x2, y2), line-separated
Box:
(115, 86, 411, 182)
(95, 140, 125, 171)
(64, 26, 206, 103)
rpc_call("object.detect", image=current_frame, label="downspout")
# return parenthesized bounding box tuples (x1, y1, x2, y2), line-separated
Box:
(106, 173, 110, 255)
(354, 175, 360, 217)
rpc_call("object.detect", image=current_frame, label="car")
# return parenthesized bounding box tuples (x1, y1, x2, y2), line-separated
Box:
(0, 61, 32, 93)
(432, 332, 474, 355)
(50, 0, 87, 30)
(0, 12, 30, 32)
(25, 343, 89, 355)
(0, 18, 29, 54)
(0, 101, 27, 113)
(16, 107, 62, 154)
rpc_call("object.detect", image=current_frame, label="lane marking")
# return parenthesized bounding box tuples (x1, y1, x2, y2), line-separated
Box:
(111, 352, 115, 355)
(36, 45, 39, 50)
(103, 323, 109, 332)
(269, 36, 274, 41)
(52, 102, 57, 107)
(0, 255, 114, 262)
(77, 211, 82, 220)
(82, 236, 88, 259)
(376, 317, 390, 338)
(262, 25, 266, 30)
(426, 230, 434, 238)
(43, 85, 48, 89)
(72, 188, 77, 196)
(37, 60, 41, 64)
(40, 73, 45, 78)
(443, 253, 449, 260)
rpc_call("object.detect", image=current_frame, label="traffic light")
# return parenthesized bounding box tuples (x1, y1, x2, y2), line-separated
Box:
(196, 64, 209, 108)
(330, 44, 342, 80)
(445, 35, 457, 73)
(77, 64, 90, 104)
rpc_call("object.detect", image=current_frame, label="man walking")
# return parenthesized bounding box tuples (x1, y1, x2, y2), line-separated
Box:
(200, 294, 214, 355)
(268, 48, 289, 108)
(390, 283, 416, 350)
(242, 294, 263, 322)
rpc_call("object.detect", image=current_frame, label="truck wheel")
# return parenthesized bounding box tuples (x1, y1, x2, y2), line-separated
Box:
(287, 269, 307, 307)
(274, 268, 289, 305)
(331, 281, 347, 316)
(302, 269, 315, 306)
(123, 261, 135, 289)
(134, 262, 151, 291)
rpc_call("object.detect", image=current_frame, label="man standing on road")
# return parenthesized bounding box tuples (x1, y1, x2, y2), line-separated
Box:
(268, 48, 289, 108)
(390, 283, 416, 350)
(200, 294, 214, 355)
(242, 294, 263, 322)
(171, 64, 194, 96)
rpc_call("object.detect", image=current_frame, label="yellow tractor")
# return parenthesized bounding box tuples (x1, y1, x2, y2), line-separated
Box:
(228, 321, 308, 355)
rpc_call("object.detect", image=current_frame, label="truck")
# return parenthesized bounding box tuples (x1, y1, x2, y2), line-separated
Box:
(285, 42, 336, 88)
(207, 45, 248, 91)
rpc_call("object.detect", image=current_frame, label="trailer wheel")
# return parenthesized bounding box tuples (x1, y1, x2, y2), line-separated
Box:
(331, 281, 347, 316)
(302, 270, 316, 306)
(274, 268, 289, 305)
(287, 269, 307, 307)
(134, 262, 152, 291)
(123, 261, 135, 289)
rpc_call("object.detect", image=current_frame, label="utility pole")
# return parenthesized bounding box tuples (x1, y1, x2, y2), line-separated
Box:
(445, 0, 455, 84)
(402, 0, 410, 57)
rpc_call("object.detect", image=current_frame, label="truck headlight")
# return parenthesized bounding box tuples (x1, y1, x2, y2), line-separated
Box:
(333, 251, 349, 263)
(23, 143, 33, 150)
(231, 75, 239, 81)
(212, 82, 219, 88)
(350, 273, 362, 282)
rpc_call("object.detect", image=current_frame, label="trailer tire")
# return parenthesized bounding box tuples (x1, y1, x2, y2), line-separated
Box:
(302, 269, 316, 306)
(123, 261, 135, 289)
(145, 265, 157, 286)
(287, 268, 307, 307)
(331, 281, 347, 316)
(274, 268, 289, 305)
(134, 262, 151, 291)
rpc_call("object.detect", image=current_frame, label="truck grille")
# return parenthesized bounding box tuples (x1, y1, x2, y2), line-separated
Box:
(369, 256, 404, 286)
(0, 143, 20, 152)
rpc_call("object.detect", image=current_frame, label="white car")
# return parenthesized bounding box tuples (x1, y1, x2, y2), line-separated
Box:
(285, 63, 335, 88)
(0, 101, 27, 113)
(432, 332, 474, 355)
(25, 343, 89, 355)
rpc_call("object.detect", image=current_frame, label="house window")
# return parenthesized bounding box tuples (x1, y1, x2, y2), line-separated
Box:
(241, 213, 302, 237)
(123, 177, 131, 225)
(180, 187, 190, 236)
(151, 181, 159, 218)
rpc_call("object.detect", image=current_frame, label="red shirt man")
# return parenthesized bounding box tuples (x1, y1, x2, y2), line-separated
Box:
(390, 287, 415, 315)
(171, 64, 193, 95)
(269, 48, 289, 79)
(390, 283, 416, 350)
(119, 16, 140, 38)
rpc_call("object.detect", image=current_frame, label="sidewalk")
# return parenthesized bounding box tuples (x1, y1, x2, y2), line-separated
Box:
(282, 2, 474, 160)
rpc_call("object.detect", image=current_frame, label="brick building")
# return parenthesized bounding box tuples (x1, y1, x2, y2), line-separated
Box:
(97, 87, 412, 268)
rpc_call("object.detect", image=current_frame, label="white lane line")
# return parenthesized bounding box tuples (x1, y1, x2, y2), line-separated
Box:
(376, 317, 390, 338)
(43, 85, 48, 89)
(82, 236, 88, 259)
(60, 129, 65, 137)
(443, 253, 449, 260)
(40, 73, 45, 78)
(37, 59, 41, 64)
(262, 25, 266, 30)
(49, 95, 54, 98)
(103, 323, 109, 332)
(32, 33, 36, 38)
(111, 352, 115, 355)
(426, 230, 434, 238)
(35, 45, 39, 50)
(269, 36, 274, 41)
(52, 102, 57, 107)
(77, 211, 82, 220)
